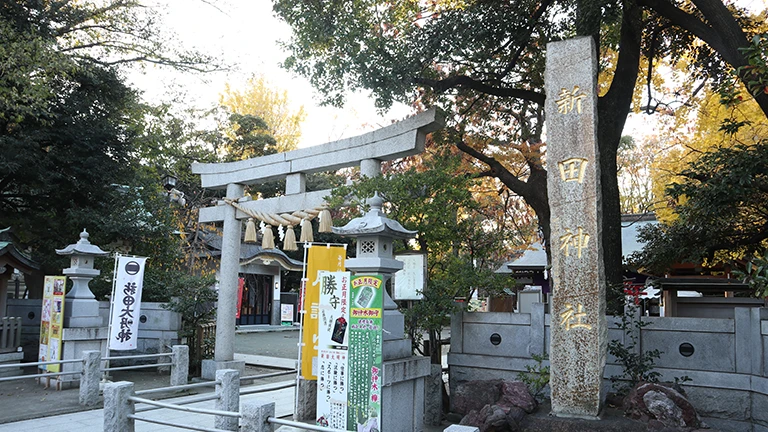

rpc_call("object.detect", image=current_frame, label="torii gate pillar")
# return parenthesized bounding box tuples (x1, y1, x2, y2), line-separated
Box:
(217, 183, 244, 363)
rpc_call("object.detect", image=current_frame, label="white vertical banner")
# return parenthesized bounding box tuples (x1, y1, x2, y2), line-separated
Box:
(315, 271, 350, 429)
(109, 256, 147, 350)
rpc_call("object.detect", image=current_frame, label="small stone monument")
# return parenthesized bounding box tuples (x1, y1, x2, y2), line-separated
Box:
(544, 36, 607, 418)
(56, 229, 110, 386)
(333, 193, 431, 432)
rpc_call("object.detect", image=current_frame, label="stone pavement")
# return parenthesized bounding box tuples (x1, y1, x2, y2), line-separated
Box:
(0, 327, 452, 431)
(0, 379, 295, 432)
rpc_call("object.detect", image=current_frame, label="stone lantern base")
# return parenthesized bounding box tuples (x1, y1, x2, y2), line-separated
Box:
(63, 297, 102, 328)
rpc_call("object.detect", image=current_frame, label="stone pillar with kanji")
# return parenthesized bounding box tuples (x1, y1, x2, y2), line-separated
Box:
(545, 36, 607, 419)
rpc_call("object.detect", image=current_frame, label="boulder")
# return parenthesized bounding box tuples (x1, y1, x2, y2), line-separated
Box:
(623, 382, 705, 430)
(498, 381, 537, 413)
(452, 379, 504, 415)
(460, 404, 511, 432)
(457, 380, 537, 431)
(505, 406, 527, 431)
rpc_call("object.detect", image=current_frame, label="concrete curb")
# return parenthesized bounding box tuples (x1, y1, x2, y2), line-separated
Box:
(235, 325, 299, 334)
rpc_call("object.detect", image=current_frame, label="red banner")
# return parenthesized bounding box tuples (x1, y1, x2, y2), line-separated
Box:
(236, 277, 244, 319)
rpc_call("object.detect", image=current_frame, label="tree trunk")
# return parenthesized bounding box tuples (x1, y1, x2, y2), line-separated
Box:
(429, 328, 442, 365)
(597, 0, 643, 293)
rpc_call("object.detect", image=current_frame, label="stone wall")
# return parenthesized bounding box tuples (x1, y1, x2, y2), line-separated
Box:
(448, 304, 768, 432)
(98, 301, 180, 353)
(6, 299, 180, 360)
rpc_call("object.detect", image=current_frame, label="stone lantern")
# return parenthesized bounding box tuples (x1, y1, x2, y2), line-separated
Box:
(332, 193, 415, 348)
(331, 193, 418, 355)
(56, 229, 109, 328)
(333, 193, 417, 276)
(332, 193, 417, 314)
(332, 193, 430, 431)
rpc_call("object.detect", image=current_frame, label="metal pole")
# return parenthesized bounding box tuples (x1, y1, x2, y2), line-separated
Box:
(104, 253, 120, 380)
(295, 242, 310, 416)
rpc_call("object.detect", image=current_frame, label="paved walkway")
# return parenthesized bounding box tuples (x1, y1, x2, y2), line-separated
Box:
(1, 327, 450, 431)
(0, 378, 295, 432)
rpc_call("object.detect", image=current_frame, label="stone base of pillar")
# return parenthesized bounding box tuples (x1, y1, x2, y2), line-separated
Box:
(201, 359, 245, 380)
(550, 409, 603, 421)
(382, 338, 411, 361)
(56, 326, 108, 388)
(0, 351, 23, 377)
(381, 356, 431, 432)
(382, 309, 404, 341)
(293, 376, 317, 422)
(63, 298, 103, 328)
(424, 364, 444, 426)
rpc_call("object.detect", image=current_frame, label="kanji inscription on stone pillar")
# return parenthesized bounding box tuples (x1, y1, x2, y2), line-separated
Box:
(545, 36, 607, 419)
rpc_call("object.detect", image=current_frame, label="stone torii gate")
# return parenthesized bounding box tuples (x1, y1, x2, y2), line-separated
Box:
(191, 108, 442, 376)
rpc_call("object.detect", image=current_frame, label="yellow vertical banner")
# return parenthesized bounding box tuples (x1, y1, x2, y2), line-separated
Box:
(39, 276, 66, 373)
(301, 245, 346, 380)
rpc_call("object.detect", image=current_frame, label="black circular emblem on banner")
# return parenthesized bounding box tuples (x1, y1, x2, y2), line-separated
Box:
(125, 261, 141, 275)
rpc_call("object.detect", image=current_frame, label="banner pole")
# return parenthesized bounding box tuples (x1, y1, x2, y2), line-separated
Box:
(295, 242, 310, 414)
(103, 253, 120, 381)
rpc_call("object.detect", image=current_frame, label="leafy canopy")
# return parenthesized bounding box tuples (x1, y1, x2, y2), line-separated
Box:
(631, 139, 768, 274)
(329, 148, 523, 362)
(220, 74, 306, 152)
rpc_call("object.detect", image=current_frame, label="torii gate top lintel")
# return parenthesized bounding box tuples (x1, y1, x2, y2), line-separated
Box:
(191, 108, 443, 190)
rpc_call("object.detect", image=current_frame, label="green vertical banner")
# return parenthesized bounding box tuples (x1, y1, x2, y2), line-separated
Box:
(347, 275, 384, 431)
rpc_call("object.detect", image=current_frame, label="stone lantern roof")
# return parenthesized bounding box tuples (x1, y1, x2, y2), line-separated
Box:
(55, 229, 109, 257)
(332, 193, 417, 239)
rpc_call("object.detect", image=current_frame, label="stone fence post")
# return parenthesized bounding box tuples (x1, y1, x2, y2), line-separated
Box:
(734, 307, 763, 375)
(170, 345, 189, 386)
(79, 350, 101, 406)
(529, 302, 546, 356)
(103, 381, 135, 432)
(158, 336, 172, 373)
(215, 368, 240, 431)
(241, 399, 275, 432)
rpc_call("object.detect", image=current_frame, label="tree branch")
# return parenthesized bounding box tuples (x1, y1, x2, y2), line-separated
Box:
(454, 138, 539, 200)
(499, 0, 557, 79)
(637, 0, 768, 117)
(412, 75, 545, 105)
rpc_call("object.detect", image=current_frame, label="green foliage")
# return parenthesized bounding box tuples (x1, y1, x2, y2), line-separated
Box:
(161, 273, 218, 341)
(329, 150, 517, 363)
(517, 353, 550, 402)
(630, 140, 768, 273)
(734, 250, 768, 298)
(607, 301, 662, 395)
(221, 113, 278, 162)
(161, 272, 217, 373)
(738, 33, 768, 97)
(0, 0, 222, 288)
